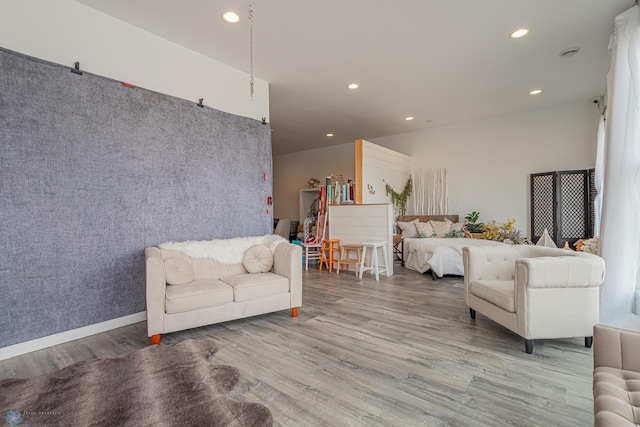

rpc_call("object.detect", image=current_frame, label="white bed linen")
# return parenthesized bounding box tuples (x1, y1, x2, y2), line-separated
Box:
(403, 237, 506, 277)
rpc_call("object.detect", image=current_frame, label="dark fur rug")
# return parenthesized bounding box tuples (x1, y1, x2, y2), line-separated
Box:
(0, 339, 272, 426)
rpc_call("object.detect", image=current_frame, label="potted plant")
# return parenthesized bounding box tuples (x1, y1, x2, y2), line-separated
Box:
(464, 211, 485, 238)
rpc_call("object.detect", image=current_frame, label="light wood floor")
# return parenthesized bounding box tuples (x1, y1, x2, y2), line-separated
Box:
(0, 264, 594, 426)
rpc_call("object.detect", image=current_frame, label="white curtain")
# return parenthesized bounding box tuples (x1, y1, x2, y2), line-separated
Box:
(594, 115, 605, 234)
(597, 5, 640, 327)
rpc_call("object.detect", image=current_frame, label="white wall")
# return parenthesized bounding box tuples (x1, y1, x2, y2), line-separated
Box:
(273, 143, 355, 220)
(360, 140, 412, 205)
(274, 101, 599, 238)
(372, 101, 600, 236)
(0, 0, 269, 122)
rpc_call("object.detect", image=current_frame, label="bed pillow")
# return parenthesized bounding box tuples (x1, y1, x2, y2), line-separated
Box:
(397, 219, 419, 238)
(450, 221, 465, 232)
(429, 220, 451, 238)
(415, 221, 435, 238)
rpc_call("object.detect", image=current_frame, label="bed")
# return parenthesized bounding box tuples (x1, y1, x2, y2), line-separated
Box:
(397, 215, 505, 279)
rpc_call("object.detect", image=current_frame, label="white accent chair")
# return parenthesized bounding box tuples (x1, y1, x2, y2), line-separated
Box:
(462, 245, 605, 354)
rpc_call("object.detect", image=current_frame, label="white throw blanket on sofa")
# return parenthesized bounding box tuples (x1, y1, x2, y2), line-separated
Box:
(159, 235, 287, 265)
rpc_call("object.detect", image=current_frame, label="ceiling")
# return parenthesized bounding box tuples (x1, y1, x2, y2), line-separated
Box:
(76, 0, 632, 155)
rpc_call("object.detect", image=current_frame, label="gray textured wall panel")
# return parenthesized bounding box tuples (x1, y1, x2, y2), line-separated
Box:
(0, 48, 272, 348)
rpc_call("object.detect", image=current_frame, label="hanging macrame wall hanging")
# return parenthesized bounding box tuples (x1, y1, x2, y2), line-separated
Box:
(413, 168, 449, 215)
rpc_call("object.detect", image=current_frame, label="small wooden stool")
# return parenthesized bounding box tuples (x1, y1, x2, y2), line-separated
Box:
(336, 244, 363, 276)
(320, 239, 341, 272)
(359, 241, 388, 280)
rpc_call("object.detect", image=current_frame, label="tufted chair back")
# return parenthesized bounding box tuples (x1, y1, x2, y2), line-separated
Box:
(464, 245, 521, 281)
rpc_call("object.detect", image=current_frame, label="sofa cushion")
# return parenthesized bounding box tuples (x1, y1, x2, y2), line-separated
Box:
(221, 272, 289, 302)
(164, 257, 195, 285)
(470, 279, 515, 312)
(243, 244, 274, 273)
(594, 367, 640, 427)
(165, 279, 233, 313)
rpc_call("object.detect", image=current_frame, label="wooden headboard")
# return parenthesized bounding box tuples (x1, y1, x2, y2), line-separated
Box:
(397, 215, 459, 223)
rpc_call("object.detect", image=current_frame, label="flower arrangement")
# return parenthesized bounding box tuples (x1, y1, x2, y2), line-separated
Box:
(581, 237, 599, 254)
(480, 218, 530, 245)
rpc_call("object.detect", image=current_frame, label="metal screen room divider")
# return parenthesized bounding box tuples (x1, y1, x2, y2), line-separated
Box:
(530, 169, 595, 247)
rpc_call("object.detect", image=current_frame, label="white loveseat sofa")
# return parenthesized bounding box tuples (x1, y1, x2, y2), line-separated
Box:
(463, 245, 605, 354)
(145, 235, 302, 344)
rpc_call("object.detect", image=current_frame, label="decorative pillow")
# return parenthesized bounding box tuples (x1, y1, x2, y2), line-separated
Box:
(397, 219, 419, 238)
(429, 220, 451, 238)
(415, 221, 435, 238)
(450, 221, 465, 232)
(164, 257, 195, 285)
(242, 244, 274, 273)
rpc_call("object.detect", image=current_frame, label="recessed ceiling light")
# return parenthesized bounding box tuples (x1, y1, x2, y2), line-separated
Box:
(405, 117, 414, 121)
(347, 83, 359, 90)
(559, 47, 580, 58)
(326, 133, 334, 137)
(222, 11, 240, 23)
(510, 28, 529, 39)
(529, 89, 542, 95)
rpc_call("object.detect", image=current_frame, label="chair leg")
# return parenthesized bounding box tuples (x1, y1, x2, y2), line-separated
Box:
(380, 244, 388, 276)
(292, 307, 299, 317)
(525, 339, 534, 354)
(305, 248, 309, 271)
(150, 334, 161, 345)
(585, 336, 593, 348)
(469, 308, 476, 319)
(373, 248, 380, 280)
(358, 247, 367, 278)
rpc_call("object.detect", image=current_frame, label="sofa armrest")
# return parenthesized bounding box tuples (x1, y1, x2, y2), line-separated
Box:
(145, 247, 166, 337)
(516, 255, 605, 289)
(594, 324, 640, 371)
(273, 242, 302, 308)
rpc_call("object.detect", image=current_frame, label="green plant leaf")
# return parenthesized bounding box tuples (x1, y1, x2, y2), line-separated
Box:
(384, 177, 412, 217)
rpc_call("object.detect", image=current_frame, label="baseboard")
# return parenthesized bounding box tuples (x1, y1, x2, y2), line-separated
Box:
(0, 312, 147, 361)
